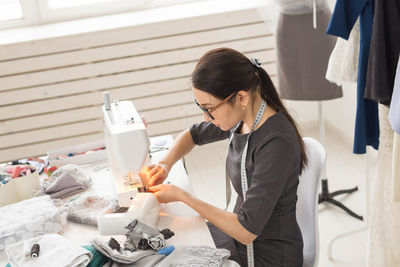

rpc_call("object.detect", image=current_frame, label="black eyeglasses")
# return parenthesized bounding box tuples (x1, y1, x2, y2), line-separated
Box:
(194, 92, 236, 120)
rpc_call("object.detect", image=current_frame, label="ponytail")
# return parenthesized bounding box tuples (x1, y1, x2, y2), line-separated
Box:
(256, 67, 308, 174)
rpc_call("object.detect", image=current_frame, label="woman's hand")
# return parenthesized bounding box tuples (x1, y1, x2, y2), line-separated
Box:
(148, 184, 186, 203)
(140, 163, 170, 186)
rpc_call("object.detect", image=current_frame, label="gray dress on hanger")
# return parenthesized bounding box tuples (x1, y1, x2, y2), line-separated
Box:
(276, 9, 343, 100)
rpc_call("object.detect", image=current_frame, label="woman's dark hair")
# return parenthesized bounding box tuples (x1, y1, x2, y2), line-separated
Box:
(192, 48, 308, 174)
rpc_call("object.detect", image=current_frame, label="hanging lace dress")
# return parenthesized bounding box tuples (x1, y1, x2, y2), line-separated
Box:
(367, 104, 400, 267)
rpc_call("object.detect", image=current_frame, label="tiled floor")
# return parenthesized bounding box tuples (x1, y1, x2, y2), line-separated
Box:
(183, 123, 376, 267)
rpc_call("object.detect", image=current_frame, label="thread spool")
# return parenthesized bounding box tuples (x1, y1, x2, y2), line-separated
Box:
(31, 244, 40, 259)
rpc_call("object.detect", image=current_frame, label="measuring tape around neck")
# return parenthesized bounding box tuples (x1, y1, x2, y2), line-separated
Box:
(240, 100, 266, 267)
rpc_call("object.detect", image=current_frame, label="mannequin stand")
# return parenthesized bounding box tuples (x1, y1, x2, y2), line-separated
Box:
(317, 102, 363, 221)
(318, 180, 363, 220)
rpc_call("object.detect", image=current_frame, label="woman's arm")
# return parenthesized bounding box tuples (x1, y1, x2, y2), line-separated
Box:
(159, 129, 195, 169)
(146, 129, 195, 185)
(149, 184, 257, 245)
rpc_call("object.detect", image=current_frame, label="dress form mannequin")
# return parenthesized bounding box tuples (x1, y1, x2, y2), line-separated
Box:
(273, 3, 363, 220)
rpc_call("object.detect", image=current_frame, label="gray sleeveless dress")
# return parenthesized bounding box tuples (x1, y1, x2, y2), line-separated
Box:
(276, 9, 343, 100)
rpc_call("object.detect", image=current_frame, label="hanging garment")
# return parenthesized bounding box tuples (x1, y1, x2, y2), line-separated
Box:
(276, 9, 343, 101)
(389, 56, 400, 134)
(326, 0, 379, 154)
(364, 0, 400, 105)
(325, 19, 360, 86)
(389, 56, 400, 203)
(367, 104, 400, 267)
(393, 134, 400, 202)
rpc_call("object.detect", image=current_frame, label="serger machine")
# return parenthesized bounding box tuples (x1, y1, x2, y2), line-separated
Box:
(98, 92, 160, 235)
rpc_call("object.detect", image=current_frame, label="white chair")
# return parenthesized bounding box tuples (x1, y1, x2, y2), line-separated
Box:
(296, 137, 326, 267)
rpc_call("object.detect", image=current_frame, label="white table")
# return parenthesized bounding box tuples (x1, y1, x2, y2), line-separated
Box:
(0, 135, 215, 265)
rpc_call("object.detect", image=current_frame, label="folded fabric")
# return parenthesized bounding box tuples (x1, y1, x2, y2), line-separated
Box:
(45, 172, 87, 199)
(123, 220, 173, 251)
(66, 194, 119, 226)
(83, 245, 109, 267)
(157, 246, 175, 256)
(155, 246, 231, 267)
(103, 254, 166, 267)
(91, 235, 156, 264)
(5, 234, 92, 267)
(42, 164, 91, 190)
(5, 245, 107, 267)
(0, 195, 66, 251)
(220, 259, 241, 267)
(51, 164, 90, 184)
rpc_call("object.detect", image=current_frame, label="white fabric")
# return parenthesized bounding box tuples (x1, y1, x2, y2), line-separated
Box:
(257, 0, 330, 34)
(269, 0, 329, 14)
(5, 234, 91, 267)
(0, 195, 66, 251)
(326, 19, 360, 86)
(367, 105, 400, 267)
(392, 133, 400, 202)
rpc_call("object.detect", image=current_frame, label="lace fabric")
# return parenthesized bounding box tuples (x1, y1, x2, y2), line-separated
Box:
(157, 246, 231, 267)
(367, 104, 400, 267)
(326, 19, 360, 86)
(0, 195, 67, 251)
(65, 194, 119, 226)
(393, 134, 400, 202)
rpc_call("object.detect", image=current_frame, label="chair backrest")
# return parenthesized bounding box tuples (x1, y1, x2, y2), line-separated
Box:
(296, 137, 326, 267)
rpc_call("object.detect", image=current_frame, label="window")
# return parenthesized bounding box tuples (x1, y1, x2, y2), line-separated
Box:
(0, 0, 23, 22)
(47, 0, 119, 9)
(36, 0, 149, 23)
(0, 0, 205, 30)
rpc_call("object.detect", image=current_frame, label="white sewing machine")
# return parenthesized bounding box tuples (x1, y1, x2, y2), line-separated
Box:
(98, 92, 160, 235)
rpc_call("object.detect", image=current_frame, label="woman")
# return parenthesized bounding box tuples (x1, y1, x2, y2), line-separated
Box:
(144, 48, 307, 266)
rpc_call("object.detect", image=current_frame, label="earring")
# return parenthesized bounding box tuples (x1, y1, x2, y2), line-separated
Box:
(242, 106, 246, 110)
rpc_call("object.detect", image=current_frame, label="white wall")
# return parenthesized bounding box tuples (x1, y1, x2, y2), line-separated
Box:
(324, 82, 357, 143)
(0, 5, 274, 163)
(285, 82, 357, 144)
